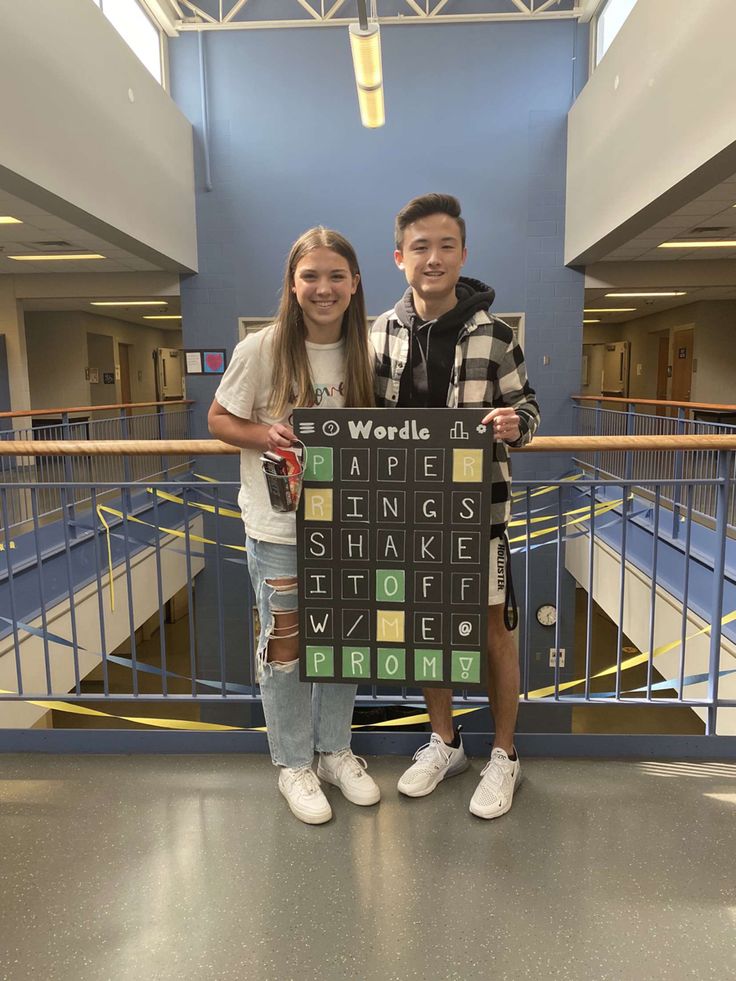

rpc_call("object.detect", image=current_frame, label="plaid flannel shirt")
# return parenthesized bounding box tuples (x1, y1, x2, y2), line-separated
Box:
(370, 309, 540, 538)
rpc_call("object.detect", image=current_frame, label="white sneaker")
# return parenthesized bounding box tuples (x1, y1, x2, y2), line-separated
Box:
(469, 748, 521, 819)
(278, 765, 332, 825)
(317, 749, 381, 806)
(397, 732, 468, 798)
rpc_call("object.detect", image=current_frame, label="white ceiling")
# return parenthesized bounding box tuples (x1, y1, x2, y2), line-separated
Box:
(601, 177, 736, 263)
(583, 284, 736, 324)
(0, 188, 165, 275)
(22, 295, 182, 329)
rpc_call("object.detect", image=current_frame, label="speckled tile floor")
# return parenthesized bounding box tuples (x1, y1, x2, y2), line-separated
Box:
(1, 755, 734, 981)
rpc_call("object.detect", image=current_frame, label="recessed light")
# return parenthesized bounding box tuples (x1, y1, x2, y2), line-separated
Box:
(604, 292, 686, 298)
(91, 300, 168, 307)
(584, 308, 636, 313)
(658, 240, 736, 248)
(0, 216, 23, 224)
(8, 253, 105, 261)
(143, 315, 182, 320)
(583, 319, 600, 323)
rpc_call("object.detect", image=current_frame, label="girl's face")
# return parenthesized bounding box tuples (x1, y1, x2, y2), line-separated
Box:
(291, 247, 359, 338)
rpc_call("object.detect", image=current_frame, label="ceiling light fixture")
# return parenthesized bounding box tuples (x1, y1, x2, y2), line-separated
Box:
(8, 253, 105, 261)
(584, 308, 636, 313)
(658, 240, 736, 248)
(143, 315, 182, 320)
(604, 292, 687, 298)
(583, 319, 600, 323)
(0, 216, 23, 224)
(91, 301, 168, 307)
(349, 1, 385, 129)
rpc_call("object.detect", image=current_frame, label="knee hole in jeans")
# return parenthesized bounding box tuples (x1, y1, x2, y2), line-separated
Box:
(265, 578, 298, 663)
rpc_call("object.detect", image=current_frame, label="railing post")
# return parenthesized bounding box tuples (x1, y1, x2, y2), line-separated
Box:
(593, 401, 602, 476)
(60, 411, 78, 537)
(119, 407, 133, 512)
(624, 401, 635, 483)
(671, 406, 686, 539)
(158, 405, 169, 479)
(706, 450, 731, 735)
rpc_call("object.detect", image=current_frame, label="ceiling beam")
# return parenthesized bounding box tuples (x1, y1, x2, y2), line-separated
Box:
(577, 0, 605, 24)
(223, 0, 249, 24)
(177, 11, 582, 30)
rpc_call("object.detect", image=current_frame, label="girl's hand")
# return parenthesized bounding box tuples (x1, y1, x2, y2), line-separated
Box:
(482, 407, 521, 443)
(267, 423, 297, 453)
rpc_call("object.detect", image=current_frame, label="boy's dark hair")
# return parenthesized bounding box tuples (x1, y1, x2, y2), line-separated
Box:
(394, 193, 466, 250)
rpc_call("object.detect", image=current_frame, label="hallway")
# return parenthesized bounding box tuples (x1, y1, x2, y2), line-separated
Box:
(1, 754, 734, 980)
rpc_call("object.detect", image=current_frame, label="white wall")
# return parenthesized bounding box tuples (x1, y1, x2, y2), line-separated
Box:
(0, 279, 31, 419)
(25, 311, 181, 411)
(0, 0, 197, 272)
(582, 301, 736, 403)
(566, 533, 736, 735)
(566, 0, 736, 264)
(0, 521, 205, 728)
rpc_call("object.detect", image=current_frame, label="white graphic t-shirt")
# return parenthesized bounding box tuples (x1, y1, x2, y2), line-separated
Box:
(214, 324, 345, 544)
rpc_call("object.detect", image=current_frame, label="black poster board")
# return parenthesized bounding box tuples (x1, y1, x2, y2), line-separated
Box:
(294, 408, 492, 690)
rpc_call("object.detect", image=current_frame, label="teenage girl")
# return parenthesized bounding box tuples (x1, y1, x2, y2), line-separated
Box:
(208, 227, 379, 824)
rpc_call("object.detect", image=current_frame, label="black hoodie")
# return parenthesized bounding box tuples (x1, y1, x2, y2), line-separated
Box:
(394, 277, 496, 408)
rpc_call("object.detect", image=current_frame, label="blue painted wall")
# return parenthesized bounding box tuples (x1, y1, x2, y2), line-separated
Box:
(170, 20, 586, 457)
(168, 20, 588, 706)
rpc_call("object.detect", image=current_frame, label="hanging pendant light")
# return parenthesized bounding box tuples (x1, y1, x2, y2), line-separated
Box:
(349, 1, 385, 128)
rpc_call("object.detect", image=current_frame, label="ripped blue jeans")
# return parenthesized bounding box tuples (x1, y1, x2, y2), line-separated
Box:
(246, 536, 358, 769)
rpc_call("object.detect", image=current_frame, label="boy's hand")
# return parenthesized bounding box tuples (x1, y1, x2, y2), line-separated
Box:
(267, 423, 297, 452)
(482, 407, 521, 443)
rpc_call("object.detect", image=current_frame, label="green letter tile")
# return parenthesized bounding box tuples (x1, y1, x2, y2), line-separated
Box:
(304, 447, 333, 482)
(377, 648, 406, 680)
(305, 645, 334, 677)
(451, 650, 481, 685)
(375, 569, 405, 603)
(414, 649, 443, 683)
(342, 646, 371, 679)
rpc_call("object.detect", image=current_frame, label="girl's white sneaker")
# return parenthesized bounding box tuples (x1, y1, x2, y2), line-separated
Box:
(278, 765, 332, 824)
(317, 749, 381, 806)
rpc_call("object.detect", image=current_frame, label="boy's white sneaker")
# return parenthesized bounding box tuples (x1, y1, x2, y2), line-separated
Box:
(397, 732, 468, 797)
(317, 749, 381, 806)
(278, 765, 332, 825)
(469, 748, 521, 819)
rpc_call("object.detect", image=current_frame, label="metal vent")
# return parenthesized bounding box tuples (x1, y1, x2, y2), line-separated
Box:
(32, 240, 75, 249)
(690, 226, 731, 234)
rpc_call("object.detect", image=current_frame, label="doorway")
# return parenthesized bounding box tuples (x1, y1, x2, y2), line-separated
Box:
(671, 327, 694, 404)
(118, 343, 132, 407)
(655, 332, 669, 416)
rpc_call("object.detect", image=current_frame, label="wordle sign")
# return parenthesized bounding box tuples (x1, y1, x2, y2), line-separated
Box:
(294, 409, 491, 690)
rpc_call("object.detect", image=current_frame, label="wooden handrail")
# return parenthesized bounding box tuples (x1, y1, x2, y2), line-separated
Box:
(572, 395, 736, 413)
(1, 435, 736, 455)
(0, 400, 194, 421)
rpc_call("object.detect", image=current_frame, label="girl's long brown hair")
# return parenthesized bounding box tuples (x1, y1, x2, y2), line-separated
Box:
(269, 227, 374, 417)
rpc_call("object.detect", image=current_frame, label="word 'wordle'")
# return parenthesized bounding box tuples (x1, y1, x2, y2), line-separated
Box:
(295, 410, 492, 689)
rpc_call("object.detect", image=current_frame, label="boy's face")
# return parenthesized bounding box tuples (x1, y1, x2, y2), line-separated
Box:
(394, 213, 467, 307)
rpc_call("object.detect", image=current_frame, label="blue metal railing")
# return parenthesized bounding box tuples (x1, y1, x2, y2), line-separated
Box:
(573, 397, 736, 532)
(0, 403, 193, 531)
(0, 436, 734, 751)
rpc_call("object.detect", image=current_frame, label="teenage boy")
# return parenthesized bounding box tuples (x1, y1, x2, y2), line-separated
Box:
(371, 193, 540, 819)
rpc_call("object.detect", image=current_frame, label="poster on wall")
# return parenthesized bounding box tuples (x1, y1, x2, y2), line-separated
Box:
(294, 408, 492, 690)
(183, 349, 227, 375)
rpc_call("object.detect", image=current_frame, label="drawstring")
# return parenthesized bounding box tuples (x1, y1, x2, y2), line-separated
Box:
(503, 533, 518, 632)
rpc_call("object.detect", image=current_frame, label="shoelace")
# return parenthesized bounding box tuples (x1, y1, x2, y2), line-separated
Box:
(290, 766, 321, 796)
(411, 735, 450, 773)
(333, 750, 368, 778)
(478, 754, 511, 794)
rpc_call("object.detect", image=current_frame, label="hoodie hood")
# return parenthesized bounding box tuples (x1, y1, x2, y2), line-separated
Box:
(393, 276, 496, 409)
(394, 276, 496, 333)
